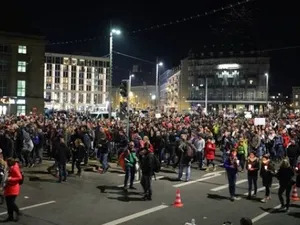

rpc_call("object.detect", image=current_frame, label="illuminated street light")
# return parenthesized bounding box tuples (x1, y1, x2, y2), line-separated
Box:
(108, 28, 121, 118)
(151, 95, 156, 100)
(155, 60, 163, 111)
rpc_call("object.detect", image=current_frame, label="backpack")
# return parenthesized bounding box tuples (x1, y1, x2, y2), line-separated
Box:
(32, 135, 40, 145)
(153, 155, 161, 173)
(19, 171, 24, 185)
(186, 142, 195, 159)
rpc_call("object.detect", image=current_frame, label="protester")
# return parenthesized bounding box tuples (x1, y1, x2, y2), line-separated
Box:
(4, 158, 22, 222)
(246, 152, 260, 199)
(260, 155, 276, 203)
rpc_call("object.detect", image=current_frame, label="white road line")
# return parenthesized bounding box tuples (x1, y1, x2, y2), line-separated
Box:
(252, 204, 281, 223)
(173, 174, 222, 188)
(117, 176, 164, 187)
(242, 184, 279, 197)
(101, 204, 169, 225)
(118, 174, 125, 177)
(203, 171, 225, 177)
(210, 179, 248, 192)
(0, 201, 56, 215)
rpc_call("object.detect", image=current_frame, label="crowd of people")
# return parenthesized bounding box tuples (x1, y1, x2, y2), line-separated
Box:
(0, 111, 300, 222)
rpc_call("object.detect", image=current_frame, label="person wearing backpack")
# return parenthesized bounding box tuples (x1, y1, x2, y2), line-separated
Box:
(4, 158, 22, 222)
(177, 132, 193, 182)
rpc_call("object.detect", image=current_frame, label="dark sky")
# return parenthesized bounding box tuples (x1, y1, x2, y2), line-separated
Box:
(1, 0, 299, 94)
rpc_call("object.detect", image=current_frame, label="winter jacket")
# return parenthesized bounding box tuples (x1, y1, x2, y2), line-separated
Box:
(205, 141, 216, 160)
(246, 157, 260, 177)
(260, 162, 276, 187)
(4, 163, 22, 196)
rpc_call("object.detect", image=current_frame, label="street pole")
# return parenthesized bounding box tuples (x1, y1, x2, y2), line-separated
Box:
(205, 77, 208, 114)
(155, 58, 159, 112)
(126, 72, 133, 138)
(108, 32, 113, 119)
(265, 73, 269, 109)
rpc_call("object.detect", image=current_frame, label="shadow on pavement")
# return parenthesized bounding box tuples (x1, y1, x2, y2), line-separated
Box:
(0, 213, 61, 225)
(25, 171, 49, 175)
(288, 212, 300, 218)
(109, 170, 124, 175)
(107, 195, 145, 202)
(159, 168, 177, 174)
(207, 193, 230, 201)
(259, 207, 285, 214)
(97, 185, 123, 193)
(159, 177, 179, 182)
(28, 176, 57, 183)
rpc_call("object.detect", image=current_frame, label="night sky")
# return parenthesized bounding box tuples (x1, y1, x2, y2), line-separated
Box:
(1, 0, 299, 95)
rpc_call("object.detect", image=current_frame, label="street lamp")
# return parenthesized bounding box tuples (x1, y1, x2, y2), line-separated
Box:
(126, 73, 134, 137)
(155, 60, 163, 111)
(265, 73, 269, 108)
(108, 28, 121, 118)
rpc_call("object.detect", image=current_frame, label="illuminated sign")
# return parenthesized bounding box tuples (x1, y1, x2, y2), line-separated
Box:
(217, 63, 241, 70)
(217, 71, 239, 78)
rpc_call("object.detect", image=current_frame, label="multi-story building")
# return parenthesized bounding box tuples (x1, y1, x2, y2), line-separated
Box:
(44, 53, 110, 111)
(112, 84, 156, 110)
(159, 67, 189, 113)
(0, 31, 45, 115)
(183, 50, 269, 112)
(292, 87, 300, 110)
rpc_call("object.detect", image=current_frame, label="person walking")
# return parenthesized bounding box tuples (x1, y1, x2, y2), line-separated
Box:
(276, 159, 295, 212)
(246, 152, 260, 199)
(4, 158, 22, 222)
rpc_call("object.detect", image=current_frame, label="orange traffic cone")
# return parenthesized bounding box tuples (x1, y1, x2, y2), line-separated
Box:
(291, 184, 300, 201)
(173, 189, 183, 207)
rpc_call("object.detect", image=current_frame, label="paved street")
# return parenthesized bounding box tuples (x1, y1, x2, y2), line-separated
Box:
(1, 160, 299, 225)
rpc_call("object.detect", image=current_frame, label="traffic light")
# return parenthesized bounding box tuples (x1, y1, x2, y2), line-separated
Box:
(120, 80, 128, 97)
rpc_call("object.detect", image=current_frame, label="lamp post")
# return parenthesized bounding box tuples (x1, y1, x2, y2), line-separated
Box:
(155, 59, 163, 112)
(108, 29, 121, 119)
(126, 73, 134, 137)
(265, 73, 269, 108)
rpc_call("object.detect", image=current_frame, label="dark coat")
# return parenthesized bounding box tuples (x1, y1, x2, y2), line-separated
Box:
(140, 152, 154, 176)
(260, 162, 276, 187)
(55, 143, 70, 164)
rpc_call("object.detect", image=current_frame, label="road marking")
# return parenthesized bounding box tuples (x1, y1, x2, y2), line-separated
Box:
(102, 204, 169, 225)
(210, 179, 248, 192)
(242, 183, 279, 197)
(203, 171, 225, 177)
(173, 173, 222, 188)
(0, 201, 56, 215)
(252, 204, 281, 223)
(118, 174, 125, 177)
(117, 176, 164, 187)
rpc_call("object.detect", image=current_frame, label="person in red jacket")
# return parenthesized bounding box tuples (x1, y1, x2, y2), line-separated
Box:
(4, 158, 22, 222)
(205, 137, 216, 172)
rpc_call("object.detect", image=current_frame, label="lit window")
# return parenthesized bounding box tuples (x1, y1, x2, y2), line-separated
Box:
(249, 80, 253, 84)
(296, 95, 298, 99)
(17, 61, 26, 72)
(63, 57, 69, 65)
(18, 46, 27, 54)
(17, 80, 26, 97)
(296, 102, 299, 106)
(17, 105, 26, 116)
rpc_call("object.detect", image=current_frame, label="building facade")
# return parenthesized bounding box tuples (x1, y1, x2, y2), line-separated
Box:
(184, 56, 269, 112)
(44, 53, 109, 111)
(112, 85, 156, 110)
(292, 87, 300, 110)
(159, 67, 189, 113)
(0, 31, 45, 115)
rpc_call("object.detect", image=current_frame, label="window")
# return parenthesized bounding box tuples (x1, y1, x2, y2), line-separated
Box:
(17, 80, 26, 96)
(249, 79, 253, 85)
(296, 95, 298, 99)
(17, 105, 26, 116)
(18, 45, 27, 54)
(18, 61, 26, 72)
